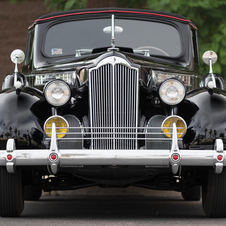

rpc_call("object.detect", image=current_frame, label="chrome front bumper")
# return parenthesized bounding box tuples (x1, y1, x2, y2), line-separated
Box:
(0, 123, 225, 174)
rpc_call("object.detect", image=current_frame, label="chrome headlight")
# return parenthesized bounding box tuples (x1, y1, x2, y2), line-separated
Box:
(159, 79, 185, 105)
(44, 80, 71, 107)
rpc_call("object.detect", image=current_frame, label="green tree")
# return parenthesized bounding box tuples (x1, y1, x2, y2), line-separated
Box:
(44, 0, 88, 11)
(8, 0, 26, 3)
(117, 0, 146, 8)
(44, 0, 146, 11)
(146, 0, 226, 77)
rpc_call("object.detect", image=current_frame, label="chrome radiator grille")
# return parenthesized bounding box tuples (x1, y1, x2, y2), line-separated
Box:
(89, 56, 139, 150)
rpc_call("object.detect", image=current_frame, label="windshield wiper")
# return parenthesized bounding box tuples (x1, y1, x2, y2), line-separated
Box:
(134, 47, 169, 57)
(75, 49, 92, 57)
(133, 49, 150, 57)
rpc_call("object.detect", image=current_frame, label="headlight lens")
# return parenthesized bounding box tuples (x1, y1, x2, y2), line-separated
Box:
(162, 116, 187, 138)
(159, 79, 185, 105)
(44, 80, 71, 106)
(44, 116, 68, 138)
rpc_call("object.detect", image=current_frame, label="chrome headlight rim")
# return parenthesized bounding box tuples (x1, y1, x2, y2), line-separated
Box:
(158, 78, 186, 106)
(43, 79, 71, 107)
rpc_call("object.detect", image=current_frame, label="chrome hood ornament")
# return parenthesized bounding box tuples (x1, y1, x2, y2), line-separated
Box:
(108, 14, 119, 51)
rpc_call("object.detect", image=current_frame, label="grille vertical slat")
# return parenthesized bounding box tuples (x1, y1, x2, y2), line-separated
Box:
(89, 56, 139, 150)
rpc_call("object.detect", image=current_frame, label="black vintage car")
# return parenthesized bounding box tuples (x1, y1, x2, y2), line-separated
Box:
(0, 8, 226, 217)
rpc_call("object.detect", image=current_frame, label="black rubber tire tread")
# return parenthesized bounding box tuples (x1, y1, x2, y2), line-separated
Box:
(202, 169, 226, 218)
(181, 186, 201, 201)
(24, 185, 42, 201)
(0, 167, 24, 217)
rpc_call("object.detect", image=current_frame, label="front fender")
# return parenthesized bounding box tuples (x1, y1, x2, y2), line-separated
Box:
(185, 88, 226, 147)
(0, 86, 45, 150)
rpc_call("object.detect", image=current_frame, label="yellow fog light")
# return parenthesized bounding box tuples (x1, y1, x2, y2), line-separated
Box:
(161, 116, 187, 138)
(44, 116, 68, 138)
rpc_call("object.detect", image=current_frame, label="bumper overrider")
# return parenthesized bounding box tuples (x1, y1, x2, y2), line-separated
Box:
(0, 123, 225, 175)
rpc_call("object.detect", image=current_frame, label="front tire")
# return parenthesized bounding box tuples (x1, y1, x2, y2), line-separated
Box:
(202, 169, 226, 217)
(0, 167, 24, 217)
(181, 186, 201, 201)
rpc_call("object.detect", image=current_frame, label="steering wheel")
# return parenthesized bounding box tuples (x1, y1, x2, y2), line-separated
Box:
(135, 46, 169, 57)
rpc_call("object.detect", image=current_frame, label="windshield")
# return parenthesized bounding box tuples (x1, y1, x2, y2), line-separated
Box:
(44, 18, 181, 58)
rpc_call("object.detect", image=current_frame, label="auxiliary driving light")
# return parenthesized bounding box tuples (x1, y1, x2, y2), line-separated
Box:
(162, 115, 187, 138)
(44, 116, 69, 138)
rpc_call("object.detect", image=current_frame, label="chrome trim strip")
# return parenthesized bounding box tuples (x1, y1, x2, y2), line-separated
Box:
(214, 139, 224, 173)
(111, 14, 115, 48)
(45, 125, 184, 140)
(46, 137, 182, 140)
(0, 149, 225, 167)
(112, 61, 115, 150)
(50, 123, 58, 152)
(6, 139, 16, 173)
(169, 123, 180, 174)
(171, 123, 179, 153)
(1, 135, 225, 172)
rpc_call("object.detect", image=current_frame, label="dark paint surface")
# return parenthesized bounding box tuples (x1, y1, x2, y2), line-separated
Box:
(0, 87, 44, 149)
(186, 88, 226, 146)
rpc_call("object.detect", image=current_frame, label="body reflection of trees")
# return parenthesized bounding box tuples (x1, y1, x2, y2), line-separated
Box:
(194, 127, 226, 145)
(0, 126, 45, 148)
(0, 126, 27, 142)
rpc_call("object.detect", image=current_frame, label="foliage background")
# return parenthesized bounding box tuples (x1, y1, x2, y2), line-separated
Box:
(9, 0, 226, 77)
(146, 0, 226, 77)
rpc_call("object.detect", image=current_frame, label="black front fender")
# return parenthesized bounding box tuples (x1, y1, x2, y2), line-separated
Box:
(0, 86, 45, 150)
(185, 88, 226, 147)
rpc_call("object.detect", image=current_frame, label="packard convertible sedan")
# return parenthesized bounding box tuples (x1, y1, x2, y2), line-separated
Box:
(1, 8, 226, 218)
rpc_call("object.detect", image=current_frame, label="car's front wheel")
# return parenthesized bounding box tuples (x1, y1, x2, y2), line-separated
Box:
(0, 167, 24, 217)
(202, 168, 226, 217)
